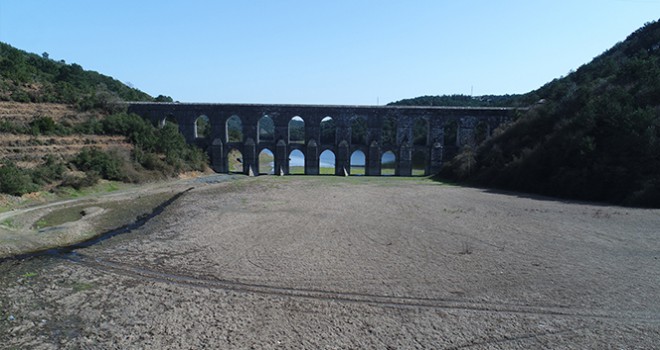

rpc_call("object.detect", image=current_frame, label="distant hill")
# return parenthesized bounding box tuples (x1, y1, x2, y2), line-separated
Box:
(389, 94, 526, 107)
(0, 42, 165, 109)
(439, 20, 660, 207)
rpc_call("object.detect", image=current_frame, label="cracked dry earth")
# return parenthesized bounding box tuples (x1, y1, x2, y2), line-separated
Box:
(1, 176, 659, 349)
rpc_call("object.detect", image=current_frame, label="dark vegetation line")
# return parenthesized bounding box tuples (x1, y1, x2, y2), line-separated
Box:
(388, 93, 528, 108)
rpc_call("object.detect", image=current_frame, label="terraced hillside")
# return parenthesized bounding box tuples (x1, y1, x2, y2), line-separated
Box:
(0, 102, 132, 167)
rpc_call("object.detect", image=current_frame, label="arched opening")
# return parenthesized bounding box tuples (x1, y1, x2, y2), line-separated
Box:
(444, 120, 458, 148)
(228, 148, 243, 173)
(258, 148, 274, 175)
(444, 120, 459, 158)
(288, 116, 304, 144)
(381, 151, 396, 176)
(195, 115, 210, 139)
(289, 149, 305, 174)
(412, 151, 427, 176)
(413, 118, 428, 146)
(350, 150, 366, 176)
(320, 117, 336, 145)
(319, 149, 336, 175)
(162, 115, 178, 128)
(381, 115, 397, 145)
(258, 115, 274, 143)
(226, 115, 243, 143)
(351, 116, 367, 145)
(475, 121, 489, 145)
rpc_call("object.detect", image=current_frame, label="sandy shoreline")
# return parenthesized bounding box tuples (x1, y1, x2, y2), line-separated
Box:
(1, 176, 659, 348)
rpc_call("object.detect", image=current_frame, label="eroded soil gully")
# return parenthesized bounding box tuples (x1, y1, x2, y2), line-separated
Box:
(0, 187, 192, 263)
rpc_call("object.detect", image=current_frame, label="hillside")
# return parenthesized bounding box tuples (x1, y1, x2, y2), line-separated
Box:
(0, 43, 205, 198)
(0, 101, 133, 166)
(439, 20, 660, 207)
(0, 41, 163, 168)
(0, 42, 161, 107)
(389, 94, 526, 107)
(0, 42, 149, 169)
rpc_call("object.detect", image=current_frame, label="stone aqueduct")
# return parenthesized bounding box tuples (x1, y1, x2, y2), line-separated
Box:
(127, 103, 518, 176)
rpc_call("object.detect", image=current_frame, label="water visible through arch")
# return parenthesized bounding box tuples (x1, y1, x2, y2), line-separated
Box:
(350, 150, 366, 175)
(319, 149, 336, 175)
(289, 149, 305, 174)
(381, 151, 396, 176)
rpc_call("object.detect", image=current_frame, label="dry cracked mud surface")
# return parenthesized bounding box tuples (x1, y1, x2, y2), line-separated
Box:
(1, 176, 659, 349)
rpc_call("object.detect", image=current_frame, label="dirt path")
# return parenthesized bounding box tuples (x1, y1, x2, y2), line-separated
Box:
(1, 176, 659, 349)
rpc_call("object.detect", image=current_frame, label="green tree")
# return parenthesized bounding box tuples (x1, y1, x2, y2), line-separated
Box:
(0, 161, 37, 196)
(72, 147, 123, 181)
(154, 95, 174, 102)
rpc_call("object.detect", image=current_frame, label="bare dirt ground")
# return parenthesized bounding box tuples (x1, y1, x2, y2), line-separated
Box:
(1, 176, 659, 349)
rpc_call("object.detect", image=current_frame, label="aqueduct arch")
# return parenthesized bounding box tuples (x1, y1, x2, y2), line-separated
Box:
(128, 103, 518, 176)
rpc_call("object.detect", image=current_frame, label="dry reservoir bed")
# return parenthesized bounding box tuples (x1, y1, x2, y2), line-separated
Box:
(1, 176, 659, 349)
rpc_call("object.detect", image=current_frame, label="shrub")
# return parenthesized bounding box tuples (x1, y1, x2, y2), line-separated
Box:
(72, 117, 104, 134)
(29, 116, 57, 135)
(31, 155, 66, 185)
(139, 152, 172, 173)
(72, 147, 123, 181)
(441, 146, 477, 180)
(0, 161, 38, 196)
(0, 120, 28, 134)
(28, 116, 70, 136)
(60, 171, 100, 190)
(182, 146, 209, 172)
(624, 180, 660, 208)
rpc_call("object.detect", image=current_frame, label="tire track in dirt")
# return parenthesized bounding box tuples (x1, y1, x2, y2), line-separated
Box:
(444, 327, 584, 349)
(75, 255, 660, 324)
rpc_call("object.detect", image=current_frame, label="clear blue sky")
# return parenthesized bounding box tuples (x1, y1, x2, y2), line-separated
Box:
(1, 1, 659, 105)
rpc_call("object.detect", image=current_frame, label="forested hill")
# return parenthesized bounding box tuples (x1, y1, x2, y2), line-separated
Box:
(0, 42, 168, 109)
(388, 94, 525, 107)
(441, 20, 660, 207)
(0, 43, 203, 197)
